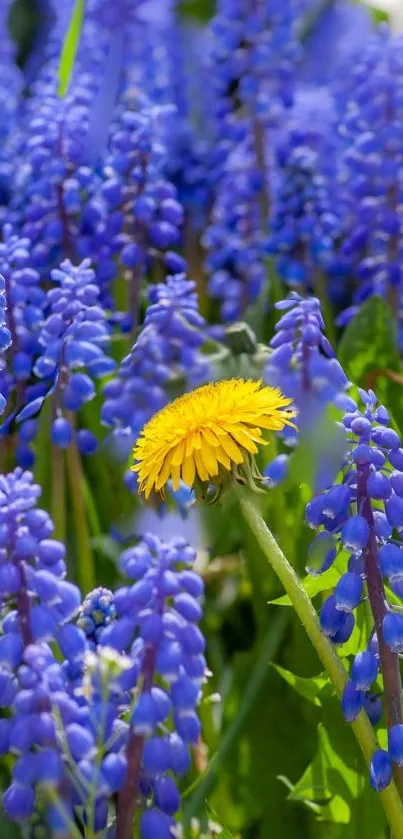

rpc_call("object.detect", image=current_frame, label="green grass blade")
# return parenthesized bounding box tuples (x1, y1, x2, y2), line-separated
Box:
(58, 0, 85, 97)
(183, 609, 289, 822)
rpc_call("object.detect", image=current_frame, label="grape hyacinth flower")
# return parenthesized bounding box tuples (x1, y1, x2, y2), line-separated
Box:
(102, 272, 211, 449)
(266, 105, 345, 296)
(98, 532, 207, 839)
(77, 587, 117, 649)
(80, 100, 185, 327)
(0, 468, 81, 654)
(203, 133, 268, 322)
(338, 29, 403, 333)
(2, 527, 208, 838)
(306, 389, 403, 788)
(2, 640, 133, 831)
(265, 293, 351, 489)
(0, 226, 44, 444)
(21, 258, 115, 453)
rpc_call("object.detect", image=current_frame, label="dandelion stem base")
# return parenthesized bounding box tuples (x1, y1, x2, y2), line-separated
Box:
(237, 487, 403, 838)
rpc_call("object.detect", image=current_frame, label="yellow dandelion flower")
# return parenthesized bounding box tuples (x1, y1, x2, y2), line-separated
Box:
(133, 378, 296, 501)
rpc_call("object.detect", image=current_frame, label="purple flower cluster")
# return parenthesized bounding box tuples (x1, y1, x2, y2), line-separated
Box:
(1, 522, 207, 839)
(264, 293, 350, 488)
(102, 272, 210, 449)
(339, 29, 403, 329)
(20, 258, 115, 452)
(306, 389, 403, 790)
(0, 468, 80, 654)
(105, 532, 206, 838)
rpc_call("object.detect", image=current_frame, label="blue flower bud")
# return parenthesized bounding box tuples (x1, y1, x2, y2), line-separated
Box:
(335, 572, 362, 612)
(320, 594, 345, 635)
(143, 737, 170, 776)
(140, 614, 163, 644)
(366, 470, 391, 500)
(31, 570, 59, 602)
(57, 625, 87, 659)
(132, 693, 158, 735)
(173, 710, 201, 743)
(178, 571, 204, 598)
(140, 809, 175, 839)
(0, 633, 23, 668)
(65, 723, 95, 761)
(76, 429, 98, 455)
(3, 783, 35, 820)
(390, 450, 403, 470)
(156, 643, 182, 680)
(31, 605, 57, 640)
(14, 753, 38, 784)
(174, 593, 202, 623)
(167, 732, 191, 774)
(101, 753, 127, 793)
(38, 540, 66, 566)
(170, 676, 199, 711)
(352, 443, 372, 464)
(51, 417, 73, 447)
(390, 471, 403, 497)
(9, 716, 36, 753)
(264, 454, 289, 486)
(385, 493, 403, 528)
(370, 750, 392, 791)
(342, 681, 366, 722)
(93, 798, 109, 831)
(307, 532, 337, 575)
(371, 427, 400, 450)
(389, 724, 403, 765)
(183, 653, 206, 679)
(364, 694, 383, 727)
(379, 543, 403, 580)
(179, 623, 205, 654)
(154, 775, 181, 814)
(0, 718, 10, 754)
(341, 516, 369, 552)
(328, 612, 355, 645)
(36, 748, 63, 785)
(373, 511, 392, 539)
(351, 651, 378, 690)
(383, 612, 403, 652)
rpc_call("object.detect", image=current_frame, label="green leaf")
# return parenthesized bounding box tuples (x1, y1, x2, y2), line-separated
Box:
(58, 0, 85, 97)
(289, 723, 360, 819)
(339, 295, 399, 383)
(269, 564, 341, 606)
(289, 691, 386, 838)
(178, 0, 215, 21)
(338, 295, 403, 428)
(271, 664, 326, 706)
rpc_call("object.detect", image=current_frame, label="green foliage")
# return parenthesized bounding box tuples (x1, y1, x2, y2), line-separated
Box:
(271, 664, 326, 705)
(338, 295, 403, 428)
(270, 564, 342, 606)
(178, 0, 215, 21)
(276, 667, 388, 837)
(58, 0, 85, 97)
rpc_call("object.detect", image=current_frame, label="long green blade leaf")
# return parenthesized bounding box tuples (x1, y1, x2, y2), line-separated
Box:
(58, 0, 85, 97)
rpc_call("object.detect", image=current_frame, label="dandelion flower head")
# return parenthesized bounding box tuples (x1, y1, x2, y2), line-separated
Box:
(133, 379, 296, 500)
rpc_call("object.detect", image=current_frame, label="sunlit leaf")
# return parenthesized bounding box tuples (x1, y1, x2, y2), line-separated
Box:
(58, 0, 85, 97)
(272, 664, 326, 706)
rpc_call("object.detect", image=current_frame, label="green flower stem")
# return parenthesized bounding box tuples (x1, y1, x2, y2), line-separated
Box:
(237, 488, 403, 838)
(65, 425, 95, 594)
(51, 444, 66, 543)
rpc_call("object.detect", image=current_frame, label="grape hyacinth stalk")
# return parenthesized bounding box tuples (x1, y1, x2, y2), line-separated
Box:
(265, 292, 351, 490)
(306, 389, 403, 794)
(101, 533, 206, 839)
